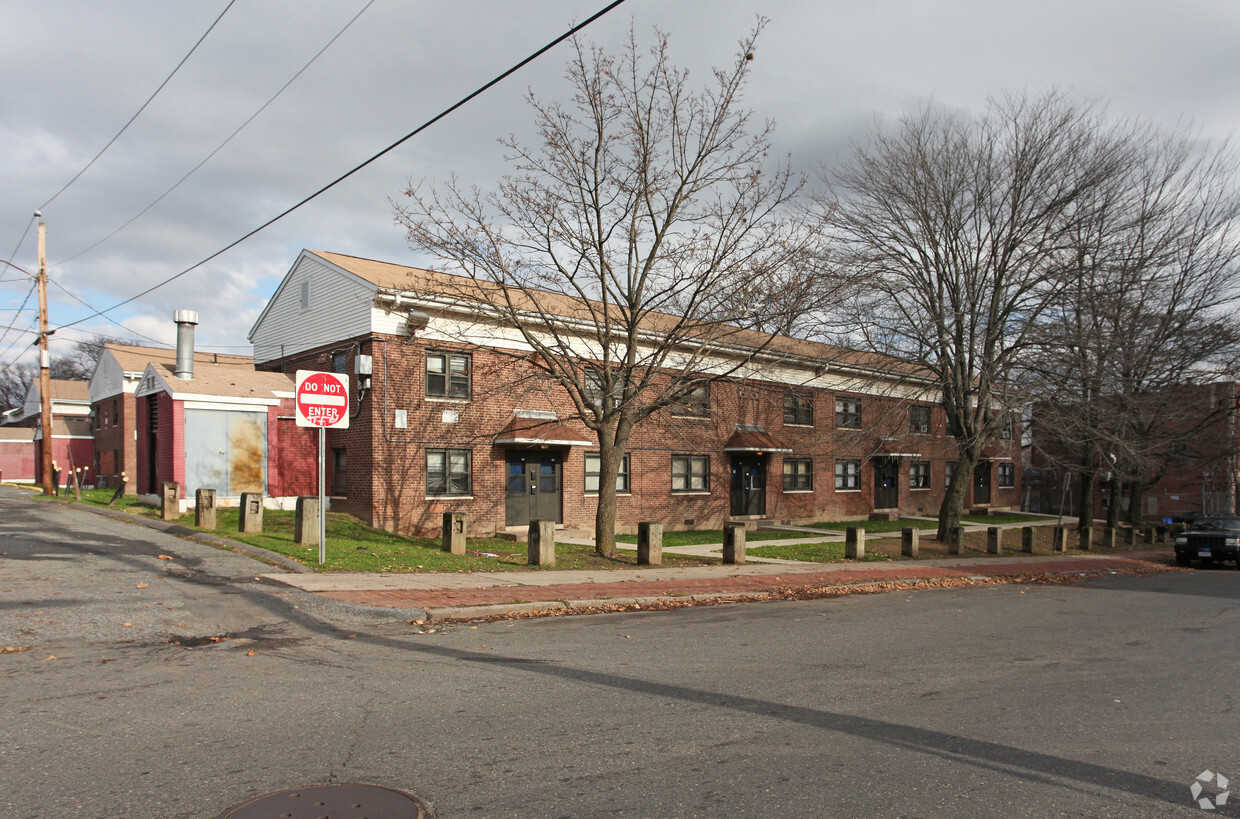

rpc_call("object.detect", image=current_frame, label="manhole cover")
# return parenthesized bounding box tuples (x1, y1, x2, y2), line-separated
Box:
(215, 783, 429, 818)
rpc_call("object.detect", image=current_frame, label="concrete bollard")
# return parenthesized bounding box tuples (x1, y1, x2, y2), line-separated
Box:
(637, 522, 663, 566)
(723, 522, 747, 565)
(947, 526, 964, 555)
(1021, 526, 1035, 554)
(901, 527, 919, 557)
(160, 482, 179, 521)
(1103, 527, 1116, 549)
(1143, 526, 1155, 545)
(528, 519, 555, 566)
(845, 526, 865, 560)
(1079, 527, 1093, 551)
(1052, 526, 1067, 553)
(442, 512, 467, 556)
(239, 492, 264, 534)
(294, 496, 320, 545)
(987, 526, 1002, 555)
(195, 488, 217, 530)
(1125, 527, 1137, 546)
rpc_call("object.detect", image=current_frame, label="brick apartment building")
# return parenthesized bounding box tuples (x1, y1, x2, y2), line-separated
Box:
(1031, 381, 1240, 521)
(248, 250, 1022, 538)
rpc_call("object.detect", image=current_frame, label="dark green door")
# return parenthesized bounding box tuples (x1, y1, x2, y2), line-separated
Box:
(730, 456, 766, 516)
(505, 451, 563, 526)
(874, 457, 899, 509)
(973, 460, 992, 505)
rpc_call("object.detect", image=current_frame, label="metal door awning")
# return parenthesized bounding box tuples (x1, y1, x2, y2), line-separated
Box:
(723, 425, 792, 454)
(493, 410, 591, 446)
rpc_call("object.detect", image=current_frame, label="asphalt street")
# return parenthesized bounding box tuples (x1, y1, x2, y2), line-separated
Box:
(1, 488, 1237, 817)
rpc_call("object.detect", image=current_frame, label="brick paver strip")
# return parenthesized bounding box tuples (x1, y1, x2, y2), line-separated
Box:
(319, 556, 1162, 609)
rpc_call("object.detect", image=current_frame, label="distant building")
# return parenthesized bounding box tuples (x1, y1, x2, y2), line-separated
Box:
(89, 342, 252, 490)
(132, 312, 316, 510)
(19, 378, 93, 487)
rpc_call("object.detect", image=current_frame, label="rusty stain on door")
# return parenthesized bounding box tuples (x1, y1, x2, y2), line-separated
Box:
(228, 414, 266, 495)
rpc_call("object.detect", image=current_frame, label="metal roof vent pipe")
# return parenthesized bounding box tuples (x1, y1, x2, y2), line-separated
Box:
(173, 309, 199, 380)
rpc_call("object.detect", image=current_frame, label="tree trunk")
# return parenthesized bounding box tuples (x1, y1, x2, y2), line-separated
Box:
(1077, 468, 1096, 531)
(1106, 473, 1121, 529)
(1127, 479, 1147, 527)
(937, 449, 978, 542)
(592, 418, 632, 559)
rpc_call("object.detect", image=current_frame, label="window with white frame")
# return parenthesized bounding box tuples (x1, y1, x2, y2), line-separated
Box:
(999, 414, 1015, 440)
(426, 448, 471, 496)
(998, 463, 1016, 487)
(426, 352, 471, 400)
(783, 394, 813, 426)
(909, 405, 931, 434)
(671, 383, 710, 418)
(910, 461, 931, 489)
(835, 398, 862, 429)
(835, 459, 861, 490)
(783, 457, 813, 491)
(585, 452, 630, 494)
(945, 461, 958, 486)
(671, 455, 709, 492)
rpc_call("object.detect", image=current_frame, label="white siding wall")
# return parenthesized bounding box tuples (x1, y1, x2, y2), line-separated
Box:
(251, 255, 376, 364)
(89, 352, 123, 403)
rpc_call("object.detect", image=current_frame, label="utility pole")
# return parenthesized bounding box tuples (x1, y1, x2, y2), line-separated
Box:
(37, 219, 53, 497)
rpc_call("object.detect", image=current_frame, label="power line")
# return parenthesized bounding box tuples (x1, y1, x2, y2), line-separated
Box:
(55, 0, 631, 333)
(0, 280, 37, 355)
(53, 0, 375, 268)
(45, 276, 169, 346)
(38, 0, 237, 211)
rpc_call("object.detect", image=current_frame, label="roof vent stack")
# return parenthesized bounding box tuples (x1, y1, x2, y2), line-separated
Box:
(173, 309, 199, 380)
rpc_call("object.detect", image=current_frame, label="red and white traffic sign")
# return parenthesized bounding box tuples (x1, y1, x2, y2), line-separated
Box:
(295, 370, 350, 429)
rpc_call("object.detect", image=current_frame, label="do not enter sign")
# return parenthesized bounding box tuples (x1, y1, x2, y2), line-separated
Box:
(295, 370, 350, 428)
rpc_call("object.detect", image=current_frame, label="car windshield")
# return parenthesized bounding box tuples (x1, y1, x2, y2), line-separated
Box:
(1194, 517, 1240, 531)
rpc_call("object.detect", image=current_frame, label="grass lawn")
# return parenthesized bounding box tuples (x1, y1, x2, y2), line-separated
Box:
(748, 541, 906, 562)
(615, 528, 793, 547)
(61, 489, 719, 572)
(961, 511, 1052, 524)
(803, 518, 939, 534)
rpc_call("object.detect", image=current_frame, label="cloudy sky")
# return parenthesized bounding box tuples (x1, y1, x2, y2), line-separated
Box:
(1, 0, 1237, 369)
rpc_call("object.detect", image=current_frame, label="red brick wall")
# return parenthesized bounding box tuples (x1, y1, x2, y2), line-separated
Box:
(91, 393, 133, 489)
(0, 439, 35, 482)
(270, 399, 318, 497)
(135, 392, 179, 497)
(263, 333, 1022, 537)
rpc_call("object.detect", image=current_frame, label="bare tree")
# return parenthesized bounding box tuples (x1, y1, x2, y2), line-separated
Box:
(1027, 125, 1240, 526)
(395, 23, 818, 556)
(825, 92, 1125, 541)
(0, 335, 128, 414)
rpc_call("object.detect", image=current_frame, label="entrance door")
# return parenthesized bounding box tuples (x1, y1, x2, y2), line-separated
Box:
(973, 460, 992, 505)
(505, 450, 563, 527)
(730, 456, 766, 516)
(874, 457, 899, 509)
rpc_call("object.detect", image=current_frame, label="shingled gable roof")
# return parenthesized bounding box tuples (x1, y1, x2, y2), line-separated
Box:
(104, 342, 251, 375)
(137, 362, 293, 402)
(48, 380, 90, 402)
(306, 250, 931, 382)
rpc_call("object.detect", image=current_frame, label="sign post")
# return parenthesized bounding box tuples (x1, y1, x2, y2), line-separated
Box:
(295, 371, 350, 564)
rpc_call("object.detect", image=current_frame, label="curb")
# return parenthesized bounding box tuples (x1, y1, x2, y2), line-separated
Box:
(417, 561, 1173, 622)
(59, 501, 312, 574)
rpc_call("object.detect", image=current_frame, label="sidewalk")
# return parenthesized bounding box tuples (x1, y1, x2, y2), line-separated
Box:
(259, 550, 1176, 622)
